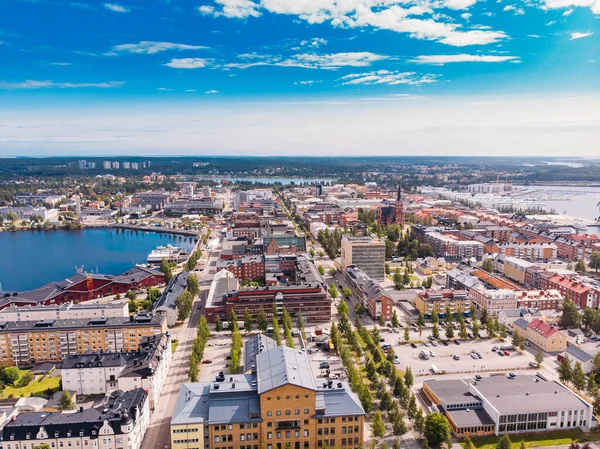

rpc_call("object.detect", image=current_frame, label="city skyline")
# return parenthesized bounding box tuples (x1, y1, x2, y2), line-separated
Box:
(0, 0, 598, 156)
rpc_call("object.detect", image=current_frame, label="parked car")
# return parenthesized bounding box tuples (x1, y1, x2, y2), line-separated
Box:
(394, 359, 401, 364)
(319, 362, 330, 369)
(411, 343, 418, 348)
(392, 328, 400, 334)
(529, 361, 540, 368)
(491, 346, 498, 352)
(202, 359, 213, 364)
(453, 354, 460, 360)
(454, 340, 461, 345)
(431, 341, 438, 347)
(498, 351, 504, 357)
(475, 374, 482, 381)
(428, 350, 436, 357)
(328, 374, 340, 380)
(423, 341, 431, 347)
(379, 338, 386, 342)
(508, 372, 516, 379)
(503, 350, 510, 356)
(442, 340, 449, 346)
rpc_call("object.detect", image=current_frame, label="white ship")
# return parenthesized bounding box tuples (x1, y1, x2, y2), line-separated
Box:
(147, 244, 188, 264)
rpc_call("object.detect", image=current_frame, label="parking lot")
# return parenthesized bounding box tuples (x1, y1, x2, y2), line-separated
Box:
(379, 324, 539, 377)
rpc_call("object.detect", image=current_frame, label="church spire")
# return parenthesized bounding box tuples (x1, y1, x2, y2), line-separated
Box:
(396, 185, 402, 203)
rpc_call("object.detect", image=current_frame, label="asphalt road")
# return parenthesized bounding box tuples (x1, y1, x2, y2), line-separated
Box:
(142, 262, 214, 449)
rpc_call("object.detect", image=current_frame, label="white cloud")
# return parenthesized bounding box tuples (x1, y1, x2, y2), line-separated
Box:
(104, 3, 129, 13)
(49, 62, 73, 66)
(528, 34, 542, 38)
(300, 38, 328, 48)
(460, 12, 472, 19)
(185, 89, 197, 92)
(541, 0, 600, 15)
(294, 80, 320, 85)
(0, 80, 124, 89)
(409, 54, 520, 64)
(163, 58, 209, 69)
(226, 52, 389, 69)
(198, 0, 261, 18)
(442, 0, 477, 9)
(339, 70, 439, 86)
(563, 8, 574, 14)
(570, 31, 593, 39)
(109, 41, 208, 55)
(204, 90, 219, 94)
(503, 4, 525, 13)
(157, 87, 173, 91)
(204, 0, 507, 46)
(546, 20, 557, 25)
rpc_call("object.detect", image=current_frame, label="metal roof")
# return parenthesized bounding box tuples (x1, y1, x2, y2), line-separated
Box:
(256, 346, 316, 394)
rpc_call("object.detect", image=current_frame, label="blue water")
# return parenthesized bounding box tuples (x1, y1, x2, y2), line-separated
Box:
(0, 228, 195, 292)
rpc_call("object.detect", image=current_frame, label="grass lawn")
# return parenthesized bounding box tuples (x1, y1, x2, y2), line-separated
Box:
(467, 429, 597, 449)
(1, 375, 60, 399)
(171, 339, 179, 353)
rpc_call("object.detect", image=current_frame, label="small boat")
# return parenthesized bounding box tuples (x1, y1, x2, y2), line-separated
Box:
(147, 244, 188, 264)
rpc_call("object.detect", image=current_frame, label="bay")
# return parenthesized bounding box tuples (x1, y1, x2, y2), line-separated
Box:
(0, 228, 195, 292)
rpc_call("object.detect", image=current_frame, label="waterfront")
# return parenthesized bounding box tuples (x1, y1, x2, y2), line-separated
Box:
(0, 228, 195, 292)
(515, 185, 600, 221)
(196, 176, 335, 184)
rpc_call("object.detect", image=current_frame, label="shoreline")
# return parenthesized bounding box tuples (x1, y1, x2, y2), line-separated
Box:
(0, 222, 200, 238)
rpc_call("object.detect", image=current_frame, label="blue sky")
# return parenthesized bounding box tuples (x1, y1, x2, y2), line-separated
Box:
(0, 0, 598, 156)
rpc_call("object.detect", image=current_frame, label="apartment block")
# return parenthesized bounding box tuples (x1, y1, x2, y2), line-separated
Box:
(61, 334, 171, 410)
(344, 266, 393, 321)
(514, 318, 567, 352)
(469, 286, 519, 315)
(2, 388, 150, 449)
(341, 236, 385, 281)
(423, 232, 484, 261)
(498, 242, 558, 262)
(171, 336, 365, 449)
(0, 301, 129, 322)
(0, 313, 166, 366)
(415, 289, 471, 319)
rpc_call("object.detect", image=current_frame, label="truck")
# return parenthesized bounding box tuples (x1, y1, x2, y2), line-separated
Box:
(420, 350, 430, 360)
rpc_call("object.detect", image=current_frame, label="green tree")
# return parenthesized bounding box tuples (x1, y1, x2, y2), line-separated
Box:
(33, 445, 51, 449)
(328, 267, 337, 276)
(519, 441, 526, 449)
(558, 357, 572, 384)
(125, 290, 136, 301)
(385, 264, 391, 275)
(559, 295, 581, 329)
(342, 286, 352, 300)
(496, 434, 512, 449)
(215, 316, 223, 332)
(431, 309, 439, 325)
(445, 322, 454, 339)
(329, 283, 339, 299)
(417, 312, 426, 327)
(6, 212, 19, 222)
(572, 361, 587, 392)
(297, 313, 305, 332)
(257, 309, 268, 332)
(187, 275, 200, 297)
(480, 308, 488, 326)
(272, 316, 282, 345)
(590, 251, 600, 273)
(2, 366, 20, 385)
(159, 258, 173, 283)
(175, 291, 193, 322)
(338, 299, 349, 315)
(128, 301, 138, 314)
(472, 320, 480, 338)
(424, 412, 451, 448)
(371, 410, 386, 438)
(432, 324, 440, 340)
(379, 315, 386, 327)
(18, 371, 33, 387)
(481, 258, 494, 273)
(58, 390, 75, 410)
(404, 326, 410, 342)
(393, 413, 408, 436)
(147, 287, 161, 303)
(318, 265, 326, 276)
(575, 258, 587, 273)
(464, 437, 474, 449)
(404, 366, 414, 388)
(535, 349, 544, 364)
(309, 248, 315, 257)
(392, 310, 400, 328)
(414, 409, 426, 435)
(243, 308, 254, 332)
(229, 349, 241, 374)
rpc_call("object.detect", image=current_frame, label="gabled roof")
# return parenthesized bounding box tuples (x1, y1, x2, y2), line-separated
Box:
(527, 318, 558, 338)
(514, 318, 529, 331)
(565, 346, 593, 363)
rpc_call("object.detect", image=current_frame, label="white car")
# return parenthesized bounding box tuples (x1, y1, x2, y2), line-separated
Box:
(328, 374, 340, 380)
(428, 350, 436, 357)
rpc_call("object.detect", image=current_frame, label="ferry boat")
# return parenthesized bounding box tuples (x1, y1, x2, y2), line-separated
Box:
(147, 244, 189, 264)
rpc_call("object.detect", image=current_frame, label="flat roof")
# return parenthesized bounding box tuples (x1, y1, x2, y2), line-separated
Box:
(448, 408, 495, 428)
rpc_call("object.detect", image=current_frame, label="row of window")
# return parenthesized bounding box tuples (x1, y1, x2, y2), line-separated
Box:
(173, 428, 200, 434)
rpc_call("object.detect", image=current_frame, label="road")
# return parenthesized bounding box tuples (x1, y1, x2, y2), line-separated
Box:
(143, 235, 221, 449)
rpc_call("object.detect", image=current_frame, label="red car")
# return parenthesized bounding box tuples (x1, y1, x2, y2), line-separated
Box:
(202, 359, 213, 364)
(503, 350, 510, 356)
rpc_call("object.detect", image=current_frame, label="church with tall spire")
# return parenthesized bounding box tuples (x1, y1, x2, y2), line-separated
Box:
(377, 184, 405, 227)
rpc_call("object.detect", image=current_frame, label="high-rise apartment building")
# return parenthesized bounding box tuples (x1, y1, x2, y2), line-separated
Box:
(341, 236, 385, 281)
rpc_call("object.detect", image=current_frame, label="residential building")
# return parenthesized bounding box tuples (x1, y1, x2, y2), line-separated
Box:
(216, 256, 266, 283)
(467, 183, 512, 194)
(123, 161, 131, 169)
(61, 334, 171, 410)
(0, 206, 59, 222)
(112, 161, 120, 169)
(205, 256, 330, 324)
(2, 388, 150, 449)
(498, 242, 558, 262)
(516, 290, 563, 311)
(0, 301, 129, 322)
(170, 337, 365, 449)
(469, 286, 519, 315)
(415, 289, 470, 319)
(423, 373, 595, 437)
(539, 274, 600, 309)
(103, 160, 112, 169)
(446, 268, 481, 292)
(0, 312, 166, 365)
(13, 193, 65, 206)
(341, 236, 385, 281)
(262, 233, 307, 254)
(500, 256, 533, 285)
(154, 272, 190, 327)
(514, 318, 567, 352)
(423, 232, 484, 261)
(132, 191, 173, 211)
(164, 200, 222, 216)
(0, 266, 165, 310)
(344, 266, 393, 321)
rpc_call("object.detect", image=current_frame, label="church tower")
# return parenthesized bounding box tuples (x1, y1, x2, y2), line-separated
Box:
(394, 185, 405, 226)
